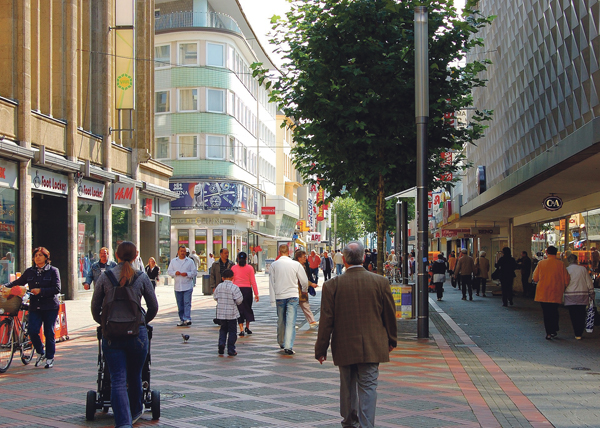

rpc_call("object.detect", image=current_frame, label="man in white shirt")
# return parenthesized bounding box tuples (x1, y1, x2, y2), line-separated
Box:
(168, 245, 197, 326)
(333, 249, 344, 276)
(269, 244, 308, 355)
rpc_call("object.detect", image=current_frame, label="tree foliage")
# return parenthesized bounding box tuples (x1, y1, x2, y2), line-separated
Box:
(255, 0, 494, 269)
(331, 197, 366, 246)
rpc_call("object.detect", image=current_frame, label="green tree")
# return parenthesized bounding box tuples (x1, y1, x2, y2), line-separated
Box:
(331, 197, 365, 247)
(256, 0, 493, 271)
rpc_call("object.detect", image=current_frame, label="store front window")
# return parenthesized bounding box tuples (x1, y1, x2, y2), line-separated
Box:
(0, 187, 17, 283)
(158, 215, 170, 272)
(112, 207, 131, 257)
(213, 229, 223, 255)
(178, 230, 190, 249)
(77, 201, 103, 288)
(227, 230, 233, 254)
(195, 229, 207, 271)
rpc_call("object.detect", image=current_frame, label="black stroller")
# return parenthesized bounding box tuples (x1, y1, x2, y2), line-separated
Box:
(86, 325, 160, 421)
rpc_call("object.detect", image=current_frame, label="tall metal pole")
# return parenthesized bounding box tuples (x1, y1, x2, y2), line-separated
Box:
(415, 6, 429, 338)
(395, 201, 401, 283)
(400, 201, 409, 285)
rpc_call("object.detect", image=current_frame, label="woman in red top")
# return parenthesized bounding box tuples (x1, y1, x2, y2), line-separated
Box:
(231, 252, 259, 336)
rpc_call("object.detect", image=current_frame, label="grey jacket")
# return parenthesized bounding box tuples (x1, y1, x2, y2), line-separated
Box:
(91, 263, 158, 325)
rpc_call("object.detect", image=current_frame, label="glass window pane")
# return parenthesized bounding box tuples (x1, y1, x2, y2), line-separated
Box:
(158, 215, 171, 272)
(207, 89, 224, 113)
(179, 43, 197, 65)
(0, 188, 17, 283)
(155, 91, 169, 113)
(155, 45, 170, 68)
(207, 135, 224, 159)
(179, 135, 198, 158)
(195, 229, 207, 271)
(213, 229, 223, 256)
(178, 230, 190, 248)
(112, 207, 131, 256)
(207, 43, 224, 67)
(156, 137, 169, 159)
(179, 88, 198, 111)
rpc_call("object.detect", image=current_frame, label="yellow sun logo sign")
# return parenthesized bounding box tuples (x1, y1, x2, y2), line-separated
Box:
(117, 74, 133, 90)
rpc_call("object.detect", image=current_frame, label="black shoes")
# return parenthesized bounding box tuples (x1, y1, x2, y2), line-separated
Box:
(284, 349, 295, 355)
(228, 351, 237, 356)
(245, 327, 253, 335)
(239, 331, 245, 337)
(218, 345, 225, 355)
(461, 296, 466, 300)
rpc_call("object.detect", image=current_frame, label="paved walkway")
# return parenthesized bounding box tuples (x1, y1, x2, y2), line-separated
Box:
(0, 274, 597, 427)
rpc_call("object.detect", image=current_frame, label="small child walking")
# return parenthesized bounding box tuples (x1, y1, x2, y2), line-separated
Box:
(213, 269, 244, 356)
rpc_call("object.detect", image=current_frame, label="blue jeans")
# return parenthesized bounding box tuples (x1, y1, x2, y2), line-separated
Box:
(218, 319, 238, 354)
(310, 267, 319, 282)
(336, 264, 343, 275)
(175, 289, 193, 322)
(276, 297, 298, 350)
(28, 309, 58, 359)
(102, 325, 149, 428)
(339, 363, 379, 428)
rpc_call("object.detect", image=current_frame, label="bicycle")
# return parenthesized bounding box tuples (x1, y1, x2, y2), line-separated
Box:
(0, 291, 34, 373)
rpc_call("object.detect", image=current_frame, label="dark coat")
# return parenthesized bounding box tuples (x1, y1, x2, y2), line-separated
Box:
(495, 256, 518, 283)
(7, 264, 61, 311)
(209, 258, 235, 289)
(315, 266, 397, 366)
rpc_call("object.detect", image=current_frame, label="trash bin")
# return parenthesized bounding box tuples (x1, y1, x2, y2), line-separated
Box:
(202, 274, 212, 295)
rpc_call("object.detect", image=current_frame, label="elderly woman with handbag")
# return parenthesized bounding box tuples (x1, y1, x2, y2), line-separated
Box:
(564, 254, 595, 339)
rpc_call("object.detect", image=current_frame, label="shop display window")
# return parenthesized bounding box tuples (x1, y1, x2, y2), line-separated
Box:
(77, 201, 103, 288)
(178, 230, 190, 249)
(195, 229, 207, 271)
(112, 207, 131, 258)
(158, 215, 171, 272)
(0, 188, 17, 283)
(213, 229, 223, 256)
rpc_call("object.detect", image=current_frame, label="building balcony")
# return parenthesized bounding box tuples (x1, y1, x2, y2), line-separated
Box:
(155, 11, 242, 35)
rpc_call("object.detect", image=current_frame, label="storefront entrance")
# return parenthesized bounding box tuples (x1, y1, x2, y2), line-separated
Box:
(32, 193, 68, 289)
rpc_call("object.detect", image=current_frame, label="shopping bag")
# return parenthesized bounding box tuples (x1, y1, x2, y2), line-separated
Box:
(586, 303, 595, 333)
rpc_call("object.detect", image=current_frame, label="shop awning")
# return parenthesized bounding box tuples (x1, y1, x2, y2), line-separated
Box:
(385, 186, 417, 201)
(248, 229, 291, 242)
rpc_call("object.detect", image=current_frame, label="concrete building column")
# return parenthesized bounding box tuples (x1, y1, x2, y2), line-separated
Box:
(65, 0, 78, 300)
(511, 224, 534, 294)
(17, 0, 32, 273)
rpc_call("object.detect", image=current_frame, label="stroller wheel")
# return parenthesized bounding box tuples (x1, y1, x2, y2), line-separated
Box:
(86, 390, 97, 421)
(151, 390, 161, 420)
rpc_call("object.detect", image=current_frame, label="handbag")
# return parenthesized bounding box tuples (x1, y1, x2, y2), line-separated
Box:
(586, 300, 595, 333)
(491, 269, 500, 280)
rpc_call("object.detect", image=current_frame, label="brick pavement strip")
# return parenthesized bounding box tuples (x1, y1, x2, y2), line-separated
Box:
(0, 274, 556, 427)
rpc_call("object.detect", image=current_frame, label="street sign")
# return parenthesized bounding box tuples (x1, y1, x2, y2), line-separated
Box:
(261, 206, 276, 215)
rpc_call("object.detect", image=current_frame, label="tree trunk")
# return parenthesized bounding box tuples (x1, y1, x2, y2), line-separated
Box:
(376, 173, 386, 275)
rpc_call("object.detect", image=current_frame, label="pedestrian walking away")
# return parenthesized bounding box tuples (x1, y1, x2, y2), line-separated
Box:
(517, 251, 533, 297)
(475, 251, 490, 297)
(431, 253, 446, 301)
(564, 254, 595, 339)
(532, 246, 571, 340)
(167, 245, 197, 326)
(145, 257, 160, 289)
(231, 252, 259, 337)
(269, 244, 308, 355)
(320, 251, 334, 281)
(190, 250, 201, 286)
(495, 247, 518, 306)
(454, 249, 474, 300)
(83, 247, 117, 291)
(2, 246, 61, 369)
(213, 269, 244, 356)
(294, 250, 319, 329)
(90, 241, 158, 428)
(308, 250, 321, 283)
(315, 241, 397, 428)
(333, 249, 344, 275)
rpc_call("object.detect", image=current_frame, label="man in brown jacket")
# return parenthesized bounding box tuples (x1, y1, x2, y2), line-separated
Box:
(454, 248, 475, 300)
(315, 241, 397, 428)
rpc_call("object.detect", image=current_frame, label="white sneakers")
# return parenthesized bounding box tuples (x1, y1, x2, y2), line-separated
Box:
(34, 353, 46, 367)
(44, 358, 54, 369)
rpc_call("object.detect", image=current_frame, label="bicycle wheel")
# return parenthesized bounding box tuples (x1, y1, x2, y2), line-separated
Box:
(0, 318, 15, 373)
(20, 318, 34, 365)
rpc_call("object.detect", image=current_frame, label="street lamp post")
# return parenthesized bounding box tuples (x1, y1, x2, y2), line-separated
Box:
(415, 6, 429, 339)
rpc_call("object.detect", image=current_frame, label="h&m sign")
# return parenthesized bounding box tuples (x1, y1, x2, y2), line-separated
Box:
(112, 183, 136, 204)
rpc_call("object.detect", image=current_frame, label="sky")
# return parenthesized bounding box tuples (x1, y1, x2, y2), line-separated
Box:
(238, 0, 468, 68)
